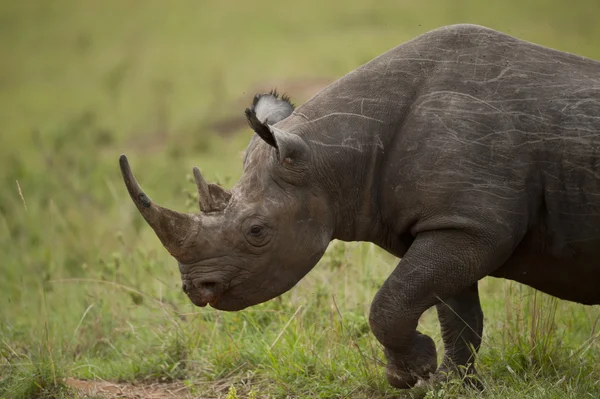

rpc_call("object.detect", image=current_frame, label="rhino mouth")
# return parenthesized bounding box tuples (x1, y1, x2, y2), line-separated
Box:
(189, 296, 220, 308)
(183, 281, 225, 308)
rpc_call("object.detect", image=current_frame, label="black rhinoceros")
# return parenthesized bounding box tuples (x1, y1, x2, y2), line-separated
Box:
(120, 24, 600, 389)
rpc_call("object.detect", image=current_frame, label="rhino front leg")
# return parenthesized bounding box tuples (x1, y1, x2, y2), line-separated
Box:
(436, 283, 483, 380)
(369, 229, 506, 389)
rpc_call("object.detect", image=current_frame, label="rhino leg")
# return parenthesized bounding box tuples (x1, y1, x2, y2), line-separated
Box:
(435, 283, 483, 383)
(369, 229, 504, 389)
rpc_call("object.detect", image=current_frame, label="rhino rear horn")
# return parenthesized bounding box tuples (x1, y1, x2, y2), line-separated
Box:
(193, 167, 232, 213)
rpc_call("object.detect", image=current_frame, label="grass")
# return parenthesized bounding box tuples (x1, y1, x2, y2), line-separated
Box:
(1, 1, 599, 398)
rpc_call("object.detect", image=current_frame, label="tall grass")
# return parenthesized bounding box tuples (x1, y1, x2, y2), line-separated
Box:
(1, 315, 72, 399)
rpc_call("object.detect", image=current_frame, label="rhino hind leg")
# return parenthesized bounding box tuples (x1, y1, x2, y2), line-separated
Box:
(369, 229, 507, 389)
(435, 283, 484, 386)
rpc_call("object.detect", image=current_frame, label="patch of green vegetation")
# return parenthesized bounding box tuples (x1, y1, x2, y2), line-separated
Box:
(1, 1, 599, 398)
(0, 325, 74, 399)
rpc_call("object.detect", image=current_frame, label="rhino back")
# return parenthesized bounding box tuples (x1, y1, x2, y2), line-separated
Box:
(288, 24, 600, 274)
(394, 25, 600, 257)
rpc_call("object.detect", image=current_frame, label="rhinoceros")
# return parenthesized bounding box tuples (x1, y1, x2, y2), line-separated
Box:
(119, 24, 600, 389)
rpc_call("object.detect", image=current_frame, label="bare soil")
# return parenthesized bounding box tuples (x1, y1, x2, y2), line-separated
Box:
(66, 378, 194, 399)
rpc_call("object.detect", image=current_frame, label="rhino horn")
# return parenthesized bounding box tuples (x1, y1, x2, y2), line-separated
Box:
(119, 154, 200, 261)
(192, 166, 232, 213)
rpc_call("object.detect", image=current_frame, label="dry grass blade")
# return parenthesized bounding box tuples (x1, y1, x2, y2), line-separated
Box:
(16, 180, 27, 212)
(269, 305, 303, 351)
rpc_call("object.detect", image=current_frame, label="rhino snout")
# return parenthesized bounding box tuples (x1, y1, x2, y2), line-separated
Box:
(183, 279, 224, 307)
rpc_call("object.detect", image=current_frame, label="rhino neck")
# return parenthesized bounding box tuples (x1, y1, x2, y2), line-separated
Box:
(321, 143, 412, 257)
(287, 113, 393, 247)
(329, 152, 384, 243)
(283, 48, 428, 250)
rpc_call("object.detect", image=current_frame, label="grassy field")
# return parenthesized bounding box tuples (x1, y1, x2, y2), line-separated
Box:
(1, 1, 600, 398)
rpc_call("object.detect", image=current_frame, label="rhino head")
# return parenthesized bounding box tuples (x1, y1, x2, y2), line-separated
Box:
(120, 91, 334, 311)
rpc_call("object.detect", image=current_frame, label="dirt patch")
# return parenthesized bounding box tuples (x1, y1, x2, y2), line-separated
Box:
(66, 378, 194, 399)
(209, 76, 333, 136)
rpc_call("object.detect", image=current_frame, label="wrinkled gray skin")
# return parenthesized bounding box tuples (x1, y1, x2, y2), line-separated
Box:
(120, 24, 600, 389)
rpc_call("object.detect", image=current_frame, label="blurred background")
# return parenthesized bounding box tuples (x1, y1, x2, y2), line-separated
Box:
(1, 1, 600, 397)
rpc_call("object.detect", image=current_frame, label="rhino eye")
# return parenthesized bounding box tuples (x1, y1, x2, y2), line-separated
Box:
(242, 217, 272, 247)
(249, 225, 263, 237)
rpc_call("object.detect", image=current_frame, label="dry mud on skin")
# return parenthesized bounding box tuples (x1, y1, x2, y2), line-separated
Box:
(66, 378, 195, 399)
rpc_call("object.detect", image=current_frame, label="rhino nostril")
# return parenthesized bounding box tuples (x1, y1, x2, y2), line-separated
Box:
(193, 281, 221, 300)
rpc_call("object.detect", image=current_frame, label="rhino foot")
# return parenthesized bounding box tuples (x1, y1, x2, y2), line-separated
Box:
(384, 333, 438, 389)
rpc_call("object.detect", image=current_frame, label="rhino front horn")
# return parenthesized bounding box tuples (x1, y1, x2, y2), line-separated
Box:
(120, 154, 154, 209)
(119, 154, 198, 261)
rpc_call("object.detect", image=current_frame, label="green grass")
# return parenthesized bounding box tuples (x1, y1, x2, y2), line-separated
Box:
(1, 1, 600, 398)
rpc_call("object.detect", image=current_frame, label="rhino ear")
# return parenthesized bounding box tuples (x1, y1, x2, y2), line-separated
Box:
(269, 126, 309, 165)
(244, 90, 294, 148)
(245, 105, 308, 165)
(251, 90, 295, 126)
